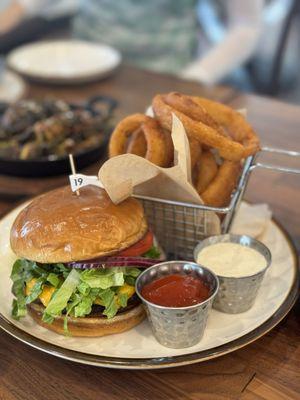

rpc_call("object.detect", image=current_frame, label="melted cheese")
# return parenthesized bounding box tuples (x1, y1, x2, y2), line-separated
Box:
(25, 279, 56, 307)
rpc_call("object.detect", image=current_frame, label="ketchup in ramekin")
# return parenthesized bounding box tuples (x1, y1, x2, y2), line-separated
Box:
(135, 261, 219, 348)
(141, 274, 210, 307)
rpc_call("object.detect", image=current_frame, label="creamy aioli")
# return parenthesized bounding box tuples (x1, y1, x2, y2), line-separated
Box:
(197, 243, 267, 277)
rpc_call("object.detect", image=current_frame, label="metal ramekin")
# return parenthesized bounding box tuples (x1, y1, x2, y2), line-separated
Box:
(135, 261, 219, 349)
(194, 234, 272, 314)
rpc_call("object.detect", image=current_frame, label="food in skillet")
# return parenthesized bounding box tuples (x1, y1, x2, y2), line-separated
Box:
(0, 97, 115, 160)
(108, 92, 260, 208)
(10, 186, 161, 336)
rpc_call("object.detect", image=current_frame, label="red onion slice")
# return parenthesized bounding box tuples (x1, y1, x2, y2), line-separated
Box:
(67, 256, 158, 269)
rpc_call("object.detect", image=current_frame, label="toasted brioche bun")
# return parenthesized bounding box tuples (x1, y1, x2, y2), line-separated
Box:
(27, 303, 146, 337)
(10, 185, 148, 263)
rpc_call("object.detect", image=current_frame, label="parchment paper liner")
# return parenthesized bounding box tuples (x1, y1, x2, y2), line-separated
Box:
(98, 114, 221, 255)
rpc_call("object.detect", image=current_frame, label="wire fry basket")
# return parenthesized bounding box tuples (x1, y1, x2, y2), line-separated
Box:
(135, 147, 300, 259)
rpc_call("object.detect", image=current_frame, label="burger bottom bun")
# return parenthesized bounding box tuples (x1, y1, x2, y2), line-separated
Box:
(27, 303, 146, 337)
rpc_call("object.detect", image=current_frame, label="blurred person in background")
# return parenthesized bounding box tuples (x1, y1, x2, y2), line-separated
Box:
(74, 0, 263, 89)
(74, 0, 299, 91)
(0, 0, 77, 53)
(0, 0, 298, 93)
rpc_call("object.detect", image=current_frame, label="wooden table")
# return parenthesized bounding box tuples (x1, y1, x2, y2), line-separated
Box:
(0, 66, 299, 400)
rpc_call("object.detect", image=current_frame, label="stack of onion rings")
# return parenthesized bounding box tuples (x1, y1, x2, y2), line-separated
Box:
(108, 92, 260, 207)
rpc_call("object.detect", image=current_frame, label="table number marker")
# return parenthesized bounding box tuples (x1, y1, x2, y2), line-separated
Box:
(69, 174, 103, 192)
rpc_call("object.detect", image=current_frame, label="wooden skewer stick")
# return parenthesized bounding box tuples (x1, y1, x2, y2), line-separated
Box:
(68, 154, 80, 196)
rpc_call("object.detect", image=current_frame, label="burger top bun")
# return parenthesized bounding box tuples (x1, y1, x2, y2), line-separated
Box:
(10, 185, 148, 263)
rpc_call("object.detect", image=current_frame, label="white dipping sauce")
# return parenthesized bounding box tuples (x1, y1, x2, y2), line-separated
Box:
(197, 242, 267, 277)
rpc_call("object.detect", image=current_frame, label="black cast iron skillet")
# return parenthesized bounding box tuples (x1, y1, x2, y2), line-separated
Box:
(0, 95, 117, 177)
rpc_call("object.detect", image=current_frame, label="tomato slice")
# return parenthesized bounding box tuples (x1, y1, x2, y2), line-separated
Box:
(119, 231, 153, 257)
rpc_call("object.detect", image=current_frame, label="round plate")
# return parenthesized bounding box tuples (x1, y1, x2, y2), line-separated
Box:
(0, 204, 298, 369)
(7, 40, 122, 84)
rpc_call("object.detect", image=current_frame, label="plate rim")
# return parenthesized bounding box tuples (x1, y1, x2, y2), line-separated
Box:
(0, 216, 298, 370)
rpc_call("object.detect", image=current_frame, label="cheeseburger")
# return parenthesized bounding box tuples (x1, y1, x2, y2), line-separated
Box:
(10, 186, 161, 336)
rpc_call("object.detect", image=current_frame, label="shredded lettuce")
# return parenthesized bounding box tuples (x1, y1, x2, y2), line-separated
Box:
(44, 269, 80, 317)
(74, 296, 94, 318)
(100, 289, 118, 319)
(42, 313, 54, 324)
(118, 292, 128, 308)
(143, 246, 161, 259)
(25, 278, 44, 304)
(46, 273, 60, 288)
(10, 243, 161, 328)
(11, 259, 47, 319)
(80, 268, 124, 289)
(77, 281, 90, 296)
(124, 267, 141, 277)
(10, 260, 143, 326)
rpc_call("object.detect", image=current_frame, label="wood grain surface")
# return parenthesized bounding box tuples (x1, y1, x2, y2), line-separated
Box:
(0, 66, 299, 400)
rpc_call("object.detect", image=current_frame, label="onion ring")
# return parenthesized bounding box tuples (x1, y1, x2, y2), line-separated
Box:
(192, 97, 252, 143)
(189, 137, 202, 170)
(141, 118, 170, 167)
(109, 114, 172, 167)
(194, 151, 218, 194)
(163, 129, 174, 167)
(165, 92, 227, 137)
(127, 127, 147, 156)
(109, 113, 149, 157)
(152, 93, 260, 161)
(200, 160, 241, 207)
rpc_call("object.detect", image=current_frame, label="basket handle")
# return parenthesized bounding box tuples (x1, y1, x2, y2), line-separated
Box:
(250, 146, 300, 174)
